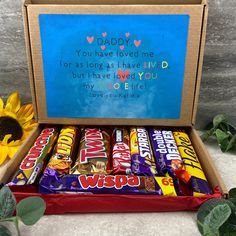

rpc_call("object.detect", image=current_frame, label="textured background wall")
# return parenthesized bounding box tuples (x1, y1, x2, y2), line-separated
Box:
(0, 0, 235, 128)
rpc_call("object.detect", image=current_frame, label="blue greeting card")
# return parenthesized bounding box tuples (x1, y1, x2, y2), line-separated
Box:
(39, 14, 189, 119)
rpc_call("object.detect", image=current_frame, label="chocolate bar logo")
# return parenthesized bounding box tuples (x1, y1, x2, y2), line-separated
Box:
(152, 130, 181, 161)
(80, 128, 107, 164)
(78, 175, 140, 190)
(113, 143, 131, 169)
(137, 128, 152, 159)
(20, 128, 55, 170)
(55, 127, 76, 158)
(176, 134, 202, 171)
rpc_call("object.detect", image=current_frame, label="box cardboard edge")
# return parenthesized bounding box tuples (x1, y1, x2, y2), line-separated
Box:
(23, 1, 38, 121)
(191, 2, 208, 125)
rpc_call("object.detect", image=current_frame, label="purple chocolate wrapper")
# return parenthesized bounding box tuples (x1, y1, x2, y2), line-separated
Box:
(130, 127, 158, 176)
(149, 129, 184, 178)
(39, 168, 176, 196)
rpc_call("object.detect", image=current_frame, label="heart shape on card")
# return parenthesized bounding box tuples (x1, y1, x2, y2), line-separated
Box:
(86, 36, 94, 44)
(102, 32, 107, 37)
(117, 70, 130, 82)
(125, 32, 130, 37)
(101, 45, 106, 50)
(120, 45, 124, 50)
(134, 40, 141, 47)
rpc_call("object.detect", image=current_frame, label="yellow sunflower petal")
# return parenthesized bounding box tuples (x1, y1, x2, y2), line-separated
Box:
(2, 134, 12, 145)
(0, 146, 9, 165)
(17, 104, 34, 124)
(2, 110, 17, 119)
(8, 146, 20, 158)
(22, 119, 37, 131)
(0, 96, 4, 113)
(5, 92, 21, 113)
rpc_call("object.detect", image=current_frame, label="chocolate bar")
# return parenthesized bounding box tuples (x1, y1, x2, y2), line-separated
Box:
(149, 129, 184, 178)
(8, 127, 58, 185)
(46, 126, 79, 174)
(70, 128, 111, 174)
(173, 130, 212, 196)
(111, 128, 131, 174)
(39, 168, 177, 196)
(130, 127, 158, 176)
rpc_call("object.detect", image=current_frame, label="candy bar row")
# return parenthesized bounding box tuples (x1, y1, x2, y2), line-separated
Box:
(7, 126, 212, 196)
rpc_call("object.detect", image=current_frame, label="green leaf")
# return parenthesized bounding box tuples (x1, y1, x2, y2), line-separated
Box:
(215, 129, 230, 152)
(220, 223, 236, 236)
(197, 199, 235, 234)
(203, 204, 231, 235)
(201, 128, 215, 142)
(213, 114, 227, 128)
(0, 224, 12, 236)
(226, 134, 236, 152)
(16, 197, 46, 226)
(0, 187, 16, 219)
(229, 188, 236, 199)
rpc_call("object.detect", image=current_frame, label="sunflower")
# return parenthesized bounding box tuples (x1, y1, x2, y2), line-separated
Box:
(0, 92, 36, 165)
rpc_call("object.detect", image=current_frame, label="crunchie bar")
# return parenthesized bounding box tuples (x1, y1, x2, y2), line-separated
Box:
(8, 127, 58, 185)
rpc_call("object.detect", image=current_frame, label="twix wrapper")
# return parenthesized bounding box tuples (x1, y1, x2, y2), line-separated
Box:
(46, 126, 79, 174)
(111, 128, 131, 175)
(173, 130, 212, 196)
(8, 127, 58, 186)
(130, 127, 158, 176)
(70, 128, 111, 174)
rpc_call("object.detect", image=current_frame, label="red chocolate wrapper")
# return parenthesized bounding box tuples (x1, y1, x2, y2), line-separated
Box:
(8, 127, 58, 185)
(111, 128, 131, 175)
(70, 128, 111, 174)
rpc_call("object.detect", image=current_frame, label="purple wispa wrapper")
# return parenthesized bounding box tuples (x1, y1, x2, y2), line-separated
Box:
(149, 129, 184, 178)
(130, 127, 158, 176)
(39, 168, 176, 195)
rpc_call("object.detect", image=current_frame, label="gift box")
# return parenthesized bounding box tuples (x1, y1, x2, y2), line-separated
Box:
(0, 0, 228, 214)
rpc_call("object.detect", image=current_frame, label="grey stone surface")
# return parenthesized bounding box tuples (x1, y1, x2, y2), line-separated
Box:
(0, 0, 235, 127)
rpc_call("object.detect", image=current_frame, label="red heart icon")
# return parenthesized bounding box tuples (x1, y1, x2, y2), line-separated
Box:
(125, 32, 130, 37)
(117, 70, 130, 82)
(134, 40, 141, 47)
(87, 36, 94, 44)
(102, 32, 107, 37)
(101, 45, 106, 50)
(120, 45, 124, 50)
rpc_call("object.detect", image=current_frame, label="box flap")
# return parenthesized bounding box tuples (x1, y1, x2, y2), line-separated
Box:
(23, 1, 207, 126)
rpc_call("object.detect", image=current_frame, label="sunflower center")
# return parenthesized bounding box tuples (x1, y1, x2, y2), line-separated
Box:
(0, 116, 23, 142)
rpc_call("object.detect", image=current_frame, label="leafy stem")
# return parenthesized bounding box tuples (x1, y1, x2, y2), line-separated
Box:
(201, 114, 236, 152)
(0, 186, 46, 236)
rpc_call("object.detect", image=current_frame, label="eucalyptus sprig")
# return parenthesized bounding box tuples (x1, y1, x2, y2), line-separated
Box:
(0, 187, 46, 236)
(197, 188, 236, 236)
(201, 114, 236, 152)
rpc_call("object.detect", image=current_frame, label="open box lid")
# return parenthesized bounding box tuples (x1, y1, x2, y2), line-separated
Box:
(23, 0, 208, 126)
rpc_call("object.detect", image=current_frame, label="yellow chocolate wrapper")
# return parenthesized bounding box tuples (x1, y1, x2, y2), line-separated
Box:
(173, 131, 207, 181)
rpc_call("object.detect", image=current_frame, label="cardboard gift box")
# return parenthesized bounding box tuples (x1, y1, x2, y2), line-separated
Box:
(0, 0, 228, 214)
